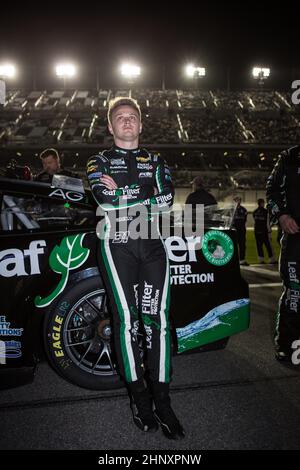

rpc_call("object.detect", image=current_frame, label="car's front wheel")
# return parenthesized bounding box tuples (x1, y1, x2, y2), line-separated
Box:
(43, 276, 124, 390)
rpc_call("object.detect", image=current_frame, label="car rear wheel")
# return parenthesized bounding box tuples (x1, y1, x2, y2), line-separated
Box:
(43, 276, 124, 390)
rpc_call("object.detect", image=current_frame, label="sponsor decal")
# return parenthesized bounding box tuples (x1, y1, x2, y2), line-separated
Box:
(0, 240, 46, 278)
(112, 231, 130, 244)
(49, 188, 84, 202)
(155, 193, 172, 206)
(87, 165, 98, 172)
(136, 156, 151, 163)
(139, 172, 152, 178)
(110, 169, 128, 174)
(170, 264, 214, 285)
(137, 163, 153, 170)
(87, 158, 98, 165)
(88, 172, 102, 179)
(165, 236, 201, 263)
(202, 230, 234, 266)
(51, 314, 64, 358)
(112, 185, 141, 202)
(0, 316, 24, 363)
(35, 234, 90, 308)
(142, 314, 160, 331)
(0, 316, 24, 336)
(110, 158, 125, 166)
(0, 340, 22, 362)
(176, 298, 250, 353)
(129, 306, 140, 344)
(288, 262, 300, 313)
(141, 282, 160, 315)
(144, 324, 152, 349)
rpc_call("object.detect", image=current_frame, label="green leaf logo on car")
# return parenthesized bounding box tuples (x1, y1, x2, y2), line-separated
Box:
(35, 234, 90, 308)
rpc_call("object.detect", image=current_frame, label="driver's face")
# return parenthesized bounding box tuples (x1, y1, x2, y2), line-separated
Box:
(42, 155, 60, 174)
(108, 105, 142, 143)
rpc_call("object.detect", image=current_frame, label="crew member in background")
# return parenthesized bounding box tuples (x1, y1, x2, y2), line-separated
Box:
(36, 148, 78, 183)
(266, 145, 300, 363)
(253, 198, 276, 264)
(185, 175, 217, 207)
(232, 196, 249, 266)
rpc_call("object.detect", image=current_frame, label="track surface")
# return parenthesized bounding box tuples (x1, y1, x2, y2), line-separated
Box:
(1, 265, 299, 450)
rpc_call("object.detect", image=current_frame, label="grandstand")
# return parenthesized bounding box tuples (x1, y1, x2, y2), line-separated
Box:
(0, 87, 298, 205)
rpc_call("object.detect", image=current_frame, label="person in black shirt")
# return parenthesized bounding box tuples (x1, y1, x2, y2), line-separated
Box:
(266, 145, 300, 362)
(253, 198, 276, 264)
(185, 176, 217, 208)
(232, 196, 249, 266)
(36, 148, 78, 183)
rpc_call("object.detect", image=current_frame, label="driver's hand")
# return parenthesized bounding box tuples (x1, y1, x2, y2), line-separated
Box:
(279, 214, 300, 234)
(100, 175, 118, 190)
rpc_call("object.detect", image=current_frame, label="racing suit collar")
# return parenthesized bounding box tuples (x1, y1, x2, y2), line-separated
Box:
(112, 144, 141, 156)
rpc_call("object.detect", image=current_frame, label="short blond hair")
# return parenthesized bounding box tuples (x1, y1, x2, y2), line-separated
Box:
(107, 97, 141, 126)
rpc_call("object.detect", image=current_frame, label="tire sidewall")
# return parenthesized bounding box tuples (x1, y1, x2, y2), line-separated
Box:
(43, 275, 124, 390)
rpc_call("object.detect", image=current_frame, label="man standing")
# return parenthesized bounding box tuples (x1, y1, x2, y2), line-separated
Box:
(185, 175, 217, 207)
(266, 145, 300, 363)
(36, 148, 77, 183)
(86, 97, 184, 439)
(232, 196, 249, 266)
(253, 198, 276, 264)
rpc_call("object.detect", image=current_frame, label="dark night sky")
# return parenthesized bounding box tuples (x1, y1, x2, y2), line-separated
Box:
(0, 2, 299, 88)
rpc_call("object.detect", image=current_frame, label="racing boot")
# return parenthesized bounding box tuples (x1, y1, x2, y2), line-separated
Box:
(127, 380, 158, 433)
(151, 382, 185, 440)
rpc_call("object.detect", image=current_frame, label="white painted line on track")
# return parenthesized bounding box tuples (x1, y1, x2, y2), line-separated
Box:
(241, 265, 280, 277)
(249, 283, 282, 288)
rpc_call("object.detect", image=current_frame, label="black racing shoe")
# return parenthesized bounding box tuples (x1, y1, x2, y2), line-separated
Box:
(130, 391, 158, 433)
(154, 402, 185, 440)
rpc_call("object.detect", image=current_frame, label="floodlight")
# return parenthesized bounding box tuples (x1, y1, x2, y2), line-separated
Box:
(185, 64, 206, 78)
(252, 67, 270, 79)
(55, 63, 76, 78)
(0, 63, 16, 78)
(120, 63, 141, 79)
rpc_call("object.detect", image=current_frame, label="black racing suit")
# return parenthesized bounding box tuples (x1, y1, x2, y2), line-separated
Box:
(232, 205, 247, 261)
(87, 145, 174, 384)
(252, 206, 273, 260)
(266, 145, 300, 354)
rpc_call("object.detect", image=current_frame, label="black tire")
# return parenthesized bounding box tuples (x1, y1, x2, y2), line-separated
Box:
(43, 275, 124, 390)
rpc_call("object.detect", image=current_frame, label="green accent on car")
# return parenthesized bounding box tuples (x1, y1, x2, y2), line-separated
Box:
(35, 234, 89, 308)
(177, 299, 250, 353)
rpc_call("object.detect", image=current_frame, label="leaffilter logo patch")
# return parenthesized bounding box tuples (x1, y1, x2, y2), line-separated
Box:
(202, 230, 234, 266)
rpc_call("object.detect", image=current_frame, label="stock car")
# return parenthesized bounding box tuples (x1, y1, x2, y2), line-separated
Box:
(0, 173, 250, 390)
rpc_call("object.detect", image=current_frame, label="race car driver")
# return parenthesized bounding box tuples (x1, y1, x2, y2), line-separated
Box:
(86, 97, 185, 440)
(266, 145, 300, 363)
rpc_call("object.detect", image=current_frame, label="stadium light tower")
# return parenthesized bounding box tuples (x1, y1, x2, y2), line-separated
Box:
(185, 64, 206, 90)
(185, 64, 206, 79)
(55, 63, 77, 89)
(0, 63, 17, 105)
(252, 66, 270, 86)
(0, 63, 17, 79)
(120, 62, 141, 86)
